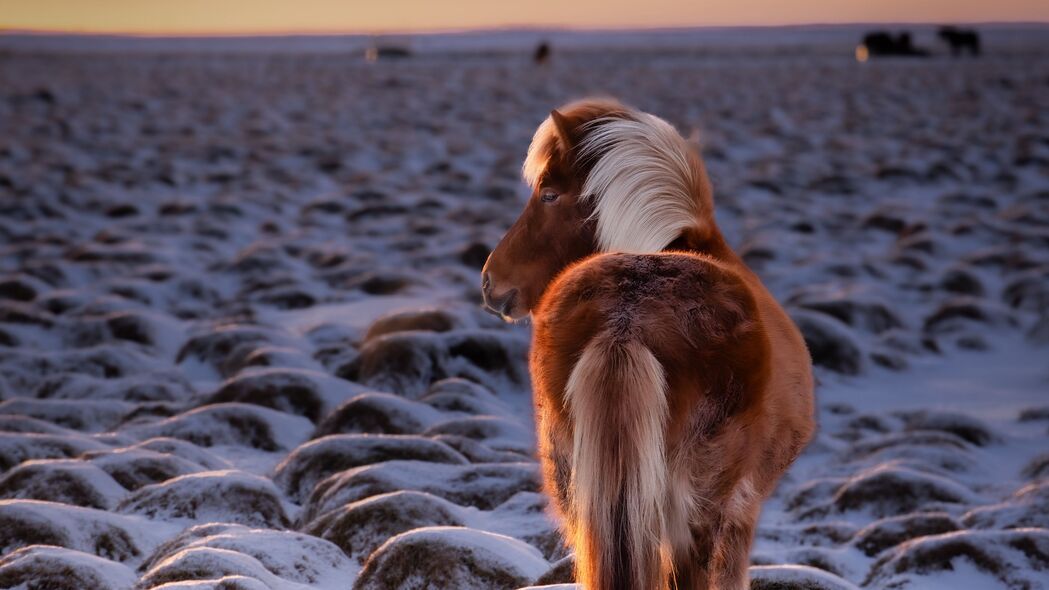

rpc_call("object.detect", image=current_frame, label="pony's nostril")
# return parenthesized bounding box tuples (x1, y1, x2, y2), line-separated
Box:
(481, 272, 491, 294)
(498, 289, 518, 317)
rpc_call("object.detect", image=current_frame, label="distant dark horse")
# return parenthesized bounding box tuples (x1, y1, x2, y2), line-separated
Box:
(938, 26, 981, 56)
(861, 31, 928, 57)
(534, 42, 551, 65)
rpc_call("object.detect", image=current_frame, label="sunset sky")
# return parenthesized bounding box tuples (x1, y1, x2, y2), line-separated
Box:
(3, 0, 1048, 35)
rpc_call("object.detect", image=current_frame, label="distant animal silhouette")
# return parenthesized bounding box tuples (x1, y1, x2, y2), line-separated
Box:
(482, 98, 815, 589)
(534, 42, 551, 64)
(860, 31, 929, 57)
(364, 45, 412, 61)
(938, 26, 981, 56)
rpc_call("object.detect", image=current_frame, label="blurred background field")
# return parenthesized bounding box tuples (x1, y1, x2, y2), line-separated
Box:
(1, 10, 1049, 590)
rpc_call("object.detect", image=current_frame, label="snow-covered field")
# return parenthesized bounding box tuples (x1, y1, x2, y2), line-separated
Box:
(1, 29, 1048, 589)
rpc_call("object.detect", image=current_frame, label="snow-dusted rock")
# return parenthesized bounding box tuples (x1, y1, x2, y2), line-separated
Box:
(206, 368, 366, 423)
(303, 460, 541, 522)
(749, 565, 859, 589)
(961, 480, 1049, 530)
(895, 410, 1000, 447)
(850, 512, 960, 557)
(124, 403, 313, 452)
(420, 377, 515, 417)
(0, 545, 137, 590)
(424, 415, 535, 454)
(866, 529, 1049, 589)
(797, 296, 903, 335)
(117, 470, 290, 528)
(176, 325, 295, 379)
(313, 392, 444, 437)
(274, 434, 467, 503)
(343, 332, 449, 398)
(363, 308, 460, 341)
(304, 490, 466, 563)
(0, 500, 173, 564)
(0, 431, 108, 471)
(791, 310, 864, 375)
(354, 527, 549, 590)
(0, 458, 128, 509)
(138, 523, 353, 589)
(0, 397, 135, 433)
(799, 465, 982, 519)
(82, 445, 211, 491)
(138, 546, 309, 590)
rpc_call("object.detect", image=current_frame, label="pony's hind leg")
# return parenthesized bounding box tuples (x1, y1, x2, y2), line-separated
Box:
(668, 522, 715, 590)
(664, 455, 714, 590)
(709, 478, 763, 590)
(536, 405, 575, 529)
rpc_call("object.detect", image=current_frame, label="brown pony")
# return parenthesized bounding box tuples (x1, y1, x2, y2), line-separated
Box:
(481, 98, 815, 590)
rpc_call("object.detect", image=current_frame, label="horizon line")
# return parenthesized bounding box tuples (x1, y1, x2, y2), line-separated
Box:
(4, 20, 1049, 39)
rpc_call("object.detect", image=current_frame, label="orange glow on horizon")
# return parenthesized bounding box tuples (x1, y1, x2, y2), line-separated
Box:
(2, 0, 1048, 36)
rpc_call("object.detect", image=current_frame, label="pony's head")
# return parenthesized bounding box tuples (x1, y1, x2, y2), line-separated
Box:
(481, 98, 715, 321)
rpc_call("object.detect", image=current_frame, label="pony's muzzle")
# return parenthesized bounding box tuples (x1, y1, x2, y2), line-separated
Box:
(481, 272, 518, 319)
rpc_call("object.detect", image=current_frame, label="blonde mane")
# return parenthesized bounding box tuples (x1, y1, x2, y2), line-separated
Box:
(523, 107, 710, 254)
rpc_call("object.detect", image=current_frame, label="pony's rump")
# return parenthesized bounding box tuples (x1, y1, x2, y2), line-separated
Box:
(533, 252, 775, 588)
(566, 333, 670, 590)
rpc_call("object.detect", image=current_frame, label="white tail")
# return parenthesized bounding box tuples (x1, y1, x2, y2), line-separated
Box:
(565, 334, 670, 590)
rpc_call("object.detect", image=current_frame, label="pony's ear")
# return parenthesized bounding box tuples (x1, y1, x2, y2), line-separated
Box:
(550, 109, 575, 149)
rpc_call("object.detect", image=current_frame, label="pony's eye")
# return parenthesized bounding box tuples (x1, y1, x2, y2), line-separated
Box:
(540, 190, 559, 203)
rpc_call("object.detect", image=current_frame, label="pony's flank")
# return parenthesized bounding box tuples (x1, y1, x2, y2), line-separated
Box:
(578, 115, 703, 254)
